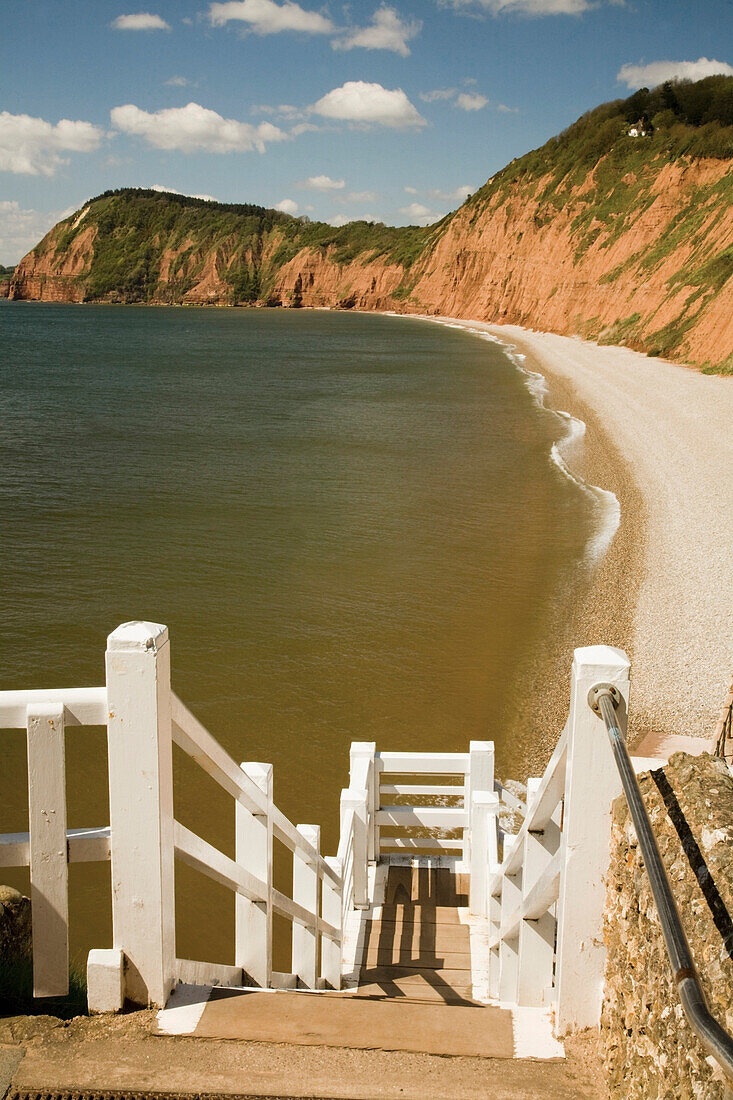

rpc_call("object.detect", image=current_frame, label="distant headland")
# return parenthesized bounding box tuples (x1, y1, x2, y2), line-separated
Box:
(5, 76, 732, 374)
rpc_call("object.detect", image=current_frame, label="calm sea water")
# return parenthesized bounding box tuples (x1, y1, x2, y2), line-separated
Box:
(0, 303, 596, 967)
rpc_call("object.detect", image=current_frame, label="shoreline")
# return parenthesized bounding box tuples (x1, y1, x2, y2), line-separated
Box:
(395, 313, 732, 747)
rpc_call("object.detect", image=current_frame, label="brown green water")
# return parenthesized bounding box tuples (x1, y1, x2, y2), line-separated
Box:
(0, 303, 598, 970)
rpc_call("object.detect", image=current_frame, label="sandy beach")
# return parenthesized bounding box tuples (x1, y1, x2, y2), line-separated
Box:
(407, 315, 733, 746)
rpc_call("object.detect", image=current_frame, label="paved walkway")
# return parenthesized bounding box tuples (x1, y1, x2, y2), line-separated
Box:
(0, 864, 610, 1097)
(155, 863, 560, 1061)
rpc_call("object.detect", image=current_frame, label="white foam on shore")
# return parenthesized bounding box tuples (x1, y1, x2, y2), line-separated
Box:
(383, 313, 621, 567)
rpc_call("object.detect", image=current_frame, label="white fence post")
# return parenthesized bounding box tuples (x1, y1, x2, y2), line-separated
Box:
(293, 824, 320, 989)
(236, 762, 273, 987)
(104, 621, 176, 1008)
(517, 778, 559, 1007)
(469, 790, 499, 916)
(555, 645, 630, 1035)
(321, 854, 342, 990)
(350, 743, 377, 862)
(26, 703, 68, 997)
(466, 740, 494, 864)
(340, 789, 369, 909)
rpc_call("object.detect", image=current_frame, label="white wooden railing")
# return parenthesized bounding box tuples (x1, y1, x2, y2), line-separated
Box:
(0, 621, 345, 1009)
(1, 625, 642, 1040)
(481, 645, 633, 1035)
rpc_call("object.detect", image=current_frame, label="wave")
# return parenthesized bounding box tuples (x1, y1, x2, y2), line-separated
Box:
(391, 314, 621, 568)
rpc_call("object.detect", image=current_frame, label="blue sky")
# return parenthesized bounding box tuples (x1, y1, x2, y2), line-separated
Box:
(0, 0, 731, 263)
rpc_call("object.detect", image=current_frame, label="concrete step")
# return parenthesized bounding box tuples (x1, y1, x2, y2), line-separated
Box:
(2, 1008, 606, 1100)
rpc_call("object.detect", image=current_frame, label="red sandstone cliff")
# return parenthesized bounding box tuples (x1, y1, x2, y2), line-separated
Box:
(9, 155, 733, 371)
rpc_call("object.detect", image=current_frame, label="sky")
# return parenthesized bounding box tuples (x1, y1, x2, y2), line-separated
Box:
(0, 0, 731, 264)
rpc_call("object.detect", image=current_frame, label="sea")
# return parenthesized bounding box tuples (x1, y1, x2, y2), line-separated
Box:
(0, 302, 610, 968)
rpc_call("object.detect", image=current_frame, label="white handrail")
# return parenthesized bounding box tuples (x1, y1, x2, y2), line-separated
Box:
(0, 686, 107, 728)
(172, 693, 340, 889)
(485, 646, 632, 1036)
(1, 622, 350, 1010)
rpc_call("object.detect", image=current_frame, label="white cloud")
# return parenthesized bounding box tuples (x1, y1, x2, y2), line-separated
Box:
(332, 5, 421, 57)
(329, 214, 351, 226)
(496, 102, 519, 113)
(429, 183, 473, 202)
(404, 185, 418, 194)
(346, 190, 380, 202)
(149, 184, 219, 201)
(441, 0, 592, 14)
(253, 103, 305, 119)
(165, 75, 192, 87)
(208, 0, 334, 34)
(0, 200, 78, 264)
(313, 81, 427, 128)
(275, 198, 299, 213)
(0, 111, 104, 176)
(112, 12, 171, 30)
(399, 201, 432, 217)
(456, 92, 488, 111)
(299, 174, 346, 190)
(399, 201, 439, 225)
(421, 87, 495, 111)
(110, 101, 287, 153)
(420, 88, 458, 102)
(617, 57, 733, 89)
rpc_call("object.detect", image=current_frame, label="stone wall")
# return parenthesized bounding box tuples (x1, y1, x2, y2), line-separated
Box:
(601, 752, 733, 1098)
(0, 886, 32, 961)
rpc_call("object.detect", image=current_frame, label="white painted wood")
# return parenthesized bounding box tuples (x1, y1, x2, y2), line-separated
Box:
(174, 820, 267, 901)
(376, 751, 469, 774)
(236, 762, 272, 988)
(0, 826, 110, 868)
(0, 687, 106, 728)
(269, 804, 340, 887)
(171, 694, 264, 812)
(0, 833, 30, 866)
(466, 740, 494, 862)
(378, 836, 464, 851)
(554, 645, 630, 1036)
(340, 789, 369, 909)
(176, 958, 244, 988)
(27, 703, 68, 997)
(376, 806, 467, 828)
(525, 730, 568, 833)
(321, 855, 342, 989)
(495, 782, 526, 816)
(379, 783, 465, 797)
(270, 888, 339, 940)
(469, 791, 499, 916)
(87, 948, 124, 1013)
(271, 971, 298, 989)
(105, 621, 176, 1008)
(350, 742, 376, 862)
(517, 779, 558, 1007)
(503, 729, 568, 876)
(67, 826, 111, 862)
(469, 741, 495, 795)
(498, 870, 521, 1002)
(292, 824, 320, 989)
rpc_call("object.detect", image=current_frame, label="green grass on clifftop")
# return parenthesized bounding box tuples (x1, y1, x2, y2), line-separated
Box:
(46, 188, 434, 305)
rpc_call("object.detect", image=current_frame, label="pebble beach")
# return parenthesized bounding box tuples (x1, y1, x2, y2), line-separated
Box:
(426, 317, 733, 745)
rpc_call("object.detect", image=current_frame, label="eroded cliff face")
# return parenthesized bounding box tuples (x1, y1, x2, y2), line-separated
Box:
(10, 224, 97, 303)
(270, 155, 733, 370)
(9, 154, 733, 371)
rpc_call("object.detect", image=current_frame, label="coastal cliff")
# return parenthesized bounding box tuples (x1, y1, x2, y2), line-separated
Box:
(9, 77, 733, 372)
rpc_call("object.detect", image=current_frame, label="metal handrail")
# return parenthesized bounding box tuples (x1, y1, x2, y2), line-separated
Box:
(589, 684, 733, 1084)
